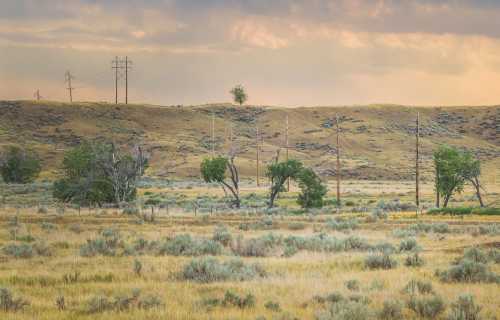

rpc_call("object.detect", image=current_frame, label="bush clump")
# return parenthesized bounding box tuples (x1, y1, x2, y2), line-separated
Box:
(447, 294, 482, 320)
(85, 289, 162, 313)
(398, 238, 419, 252)
(326, 218, 358, 232)
(232, 233, 282, 257)
(157, 234, 222, 256)
(378, 300, 403, 320)
(0, 287, 29, 312)
(364, 253, 398, 270)
(436, 260, 499, 283)
(181, 257, 266, 283)
(405, 252, 425, 267)
(80, 228, 122, 257)
(316, 300, 371, 320)
(402, 279, 434, 295)
(2, 241, 52, 258)
(213, 225, 232, 246)
(407, 294, 446, 319)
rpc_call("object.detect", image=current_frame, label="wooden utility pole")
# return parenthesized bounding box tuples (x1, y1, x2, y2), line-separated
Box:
(285, 114, 290, 191)
(336, 114, 341, 209)
(112, 56, 120, 104)
(211, 112, 215, 157)
(256, 125, 260, 187)
(64, 71, 74, 103)
(34, 89, 41, 101)
(124, 56, 132, 104)
(416, 112, 420, 212)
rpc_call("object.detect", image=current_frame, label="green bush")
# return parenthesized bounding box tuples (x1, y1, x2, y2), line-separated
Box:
(213, 224, 232, 246)
(402, 279, 434, 295)
(265, 300, 281, 312)
(447, 294, 482, 320)
(0, 146, 41, 184)
(232, 233, 282, 257)
(345, 279, 360, 291)
(364, 253, 398, 270)
(80, 229, 122, 257)
(85, 290, 162, 313)
(437, 260, 499, 283)
(0, 287, 29, 312)
(428, 207, 500, 216)
(158, 234, 222, 256)
(407, 295, 446, 319)
(405, 252, 425, 267)
(378, 300, 403, 320)
(221, 290, 256, 309)
(2, 242, 52, 258)
(326, 218, 358, 232)
(316, 300, 371, 320)
(398, 238, 419, 252)
(181, 257, 266, 283)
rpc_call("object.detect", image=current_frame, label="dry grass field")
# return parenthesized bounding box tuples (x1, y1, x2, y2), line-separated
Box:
(0, 182, 498, 320)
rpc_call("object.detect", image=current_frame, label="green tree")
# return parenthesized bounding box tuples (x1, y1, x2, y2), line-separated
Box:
(0, 146, 41, 183)
(53, 142, 114, 206)
(296, 167, 327, 208)
(54, 141, 147, 206)
(461, 151, 485, 207)
(200, 155, 240, 208)
(434, 145, 466, 208)
(266, 159, 303, 208)
(230, 85, 247, 106)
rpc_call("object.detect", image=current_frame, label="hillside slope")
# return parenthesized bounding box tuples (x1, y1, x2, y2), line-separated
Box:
(0, 100, 498, 184)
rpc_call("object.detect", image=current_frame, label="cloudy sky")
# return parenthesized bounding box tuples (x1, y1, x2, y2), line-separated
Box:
(1, 0, 500, 106)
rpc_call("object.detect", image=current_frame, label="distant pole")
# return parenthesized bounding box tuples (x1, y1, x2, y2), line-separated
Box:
(211, 112, 215, 157)
(64, 71, 74, 103)
(286, 114, 290, 191)
(34, 89, 41, 101)
(256, 125, 260, 187)
(112, 56, 120, 104)
(336, 114, 341, 210)
(416, 112, 420, 213)
(124, 56, 132, 104)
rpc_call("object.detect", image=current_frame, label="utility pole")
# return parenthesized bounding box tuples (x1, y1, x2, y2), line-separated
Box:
(256, 125, 260, 187)
(64, 71, 74, 103)
(211, 112, 215, 157)
(33, 89, 41, 101)
(416, 112, 420, 214)
(336, 114, 341, 211)
(123, 56, 132, 104)
(285, 114, 290, 191)
(111, 56, 121, 104)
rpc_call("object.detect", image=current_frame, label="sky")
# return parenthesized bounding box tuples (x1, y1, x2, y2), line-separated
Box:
(1, 0, 500, 107)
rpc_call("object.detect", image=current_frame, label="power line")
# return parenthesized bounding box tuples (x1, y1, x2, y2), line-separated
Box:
(65, 71, 75, 103)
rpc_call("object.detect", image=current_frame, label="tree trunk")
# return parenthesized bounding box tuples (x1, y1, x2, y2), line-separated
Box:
(443, 194, 451, 208)
(472, 178, 484, 207)
(436, 189, 440, 208)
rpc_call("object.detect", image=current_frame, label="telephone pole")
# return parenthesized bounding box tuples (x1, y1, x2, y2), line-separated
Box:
(416, 112, 420, 213)
(111, 56, 121, 104)
(336, 114, 341, 210)
(256, 125, 260, 187)
(123, 56, 132, 104)
(64, 71, 74, 103)
(285, 114, 290, 191)
(211, 112, 215, 157)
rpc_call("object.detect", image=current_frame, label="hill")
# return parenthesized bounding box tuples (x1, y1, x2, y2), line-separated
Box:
(0, 100, 498, 185)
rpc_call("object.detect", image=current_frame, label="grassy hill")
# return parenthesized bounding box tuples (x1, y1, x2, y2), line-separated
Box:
(0, 100, 498, 185)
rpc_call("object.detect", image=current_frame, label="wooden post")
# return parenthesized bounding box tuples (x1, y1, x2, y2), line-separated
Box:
(286, 114, 290, 192)
(336, 114, 341, 211)
(211, 112, 215, 157)
(416, 112, 420, 215)
(256, 125, 260, 187)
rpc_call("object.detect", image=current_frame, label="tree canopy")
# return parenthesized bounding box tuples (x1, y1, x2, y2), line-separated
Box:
(230, 85, 247, 106)
(296, 167, 328, 208)
(0, 146, 41, 184)
(266, 159, 303, 208)
(200, 156, 240, 208)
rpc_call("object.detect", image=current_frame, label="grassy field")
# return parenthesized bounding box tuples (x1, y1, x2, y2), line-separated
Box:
(0, 182, 498, 320)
